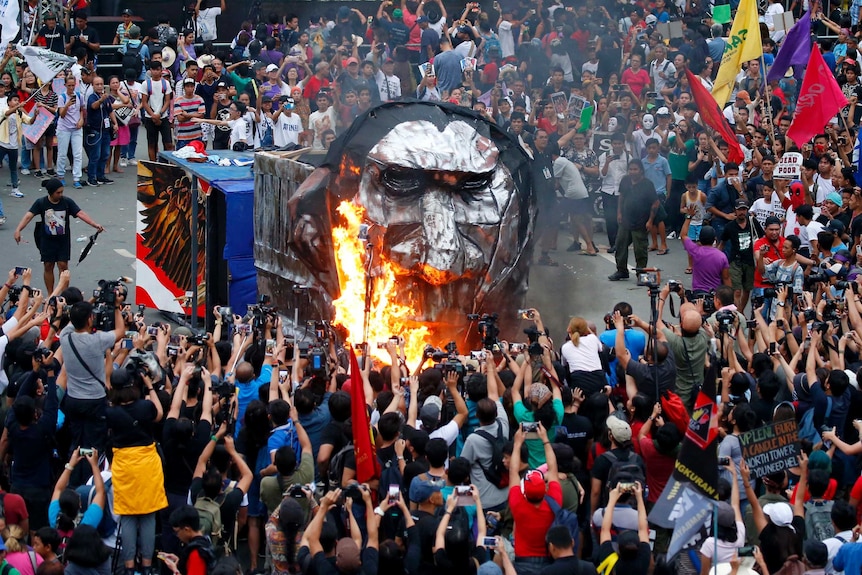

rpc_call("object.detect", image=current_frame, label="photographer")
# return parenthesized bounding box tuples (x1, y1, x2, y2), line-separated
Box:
(59, 295, 125, 455)
(613, 311, 677, 404)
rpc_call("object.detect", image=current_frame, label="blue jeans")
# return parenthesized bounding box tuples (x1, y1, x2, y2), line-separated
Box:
(122, 124, 139, 160)
(20, 148, 30, 170)
(0, 146, 19, 187)
(85, 129, 110, 181)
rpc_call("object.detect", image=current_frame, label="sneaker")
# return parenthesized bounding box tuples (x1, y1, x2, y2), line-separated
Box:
(128, 159, 138, 166)
(86, 180, 100, 187)
(120, 158, 128, 168)
(98, 177, 114, 185)
(72, 181, 82, 189)
(0, 216, 5, 226)
(606, 247, 616, 254)
(33, 170, 44, 178)
(666, 231, 677, 240)
(20, 168, 30, 175)
(566, 241, 582, 252)
(10, 188, 23, 198)
(47, 169, 56, 176)
(608, 271, 630, 281)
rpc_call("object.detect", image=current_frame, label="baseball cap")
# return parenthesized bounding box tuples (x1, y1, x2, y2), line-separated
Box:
(716, 501, 735, 528)
(121, 8, 133, 15)
(384, 57, 394, 64)
(409, 473, 444, 502)
(606, 415, 632, 443)
(825, 191, 844, 207)
(265, 63, 279, 73)
(173, 326, 194, 337)
(827, 219, 846, 234)
(763, 502, 795, 530)
(734, 199, 749, 210)
(215, 81, 227, 89)
(44, 11, 56, 19)
(656, 106, 671, 116)
(645, 14, 657, 25)
(417, 15, 429, 23)
(521, 469, 546, 502)
(736, 90, 752, 104)
(825, 262, 845, 276)
(346, 57, 359, 66)
(182, 77, 195, 85)
(261, 95, 272, 103)
(393, 8, 403, 18)
(847, 58, 859, 67)
(420, 396, 442, 430)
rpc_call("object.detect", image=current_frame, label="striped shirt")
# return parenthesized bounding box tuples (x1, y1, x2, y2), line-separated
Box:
(173, 95, 205, 142)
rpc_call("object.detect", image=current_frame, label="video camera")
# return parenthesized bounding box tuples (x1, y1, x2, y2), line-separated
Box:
(92, 277, 129, 331)
(715, 309, 736, 333)
(433, 341, 464, 376)
(467, 313, 500, 351)
(213, 380, 236, 432)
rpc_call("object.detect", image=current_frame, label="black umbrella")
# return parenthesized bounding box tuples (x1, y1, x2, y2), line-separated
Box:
(77, 231, 101, 266)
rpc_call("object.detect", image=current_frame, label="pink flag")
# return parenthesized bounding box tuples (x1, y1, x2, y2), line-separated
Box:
(787, 45, 848, 147)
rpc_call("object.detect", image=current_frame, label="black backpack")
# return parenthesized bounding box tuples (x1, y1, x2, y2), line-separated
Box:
(602, 450, 646, 503)
(474, 421, 507, 488)
(378, 450, 404, 501)
(122, 42, 143, 80)
(328, 442, 354, 491)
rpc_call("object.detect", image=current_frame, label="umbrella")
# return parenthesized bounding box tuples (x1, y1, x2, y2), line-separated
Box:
(77, 231, 101, 266)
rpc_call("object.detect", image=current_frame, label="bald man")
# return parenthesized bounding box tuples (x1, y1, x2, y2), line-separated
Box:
(657, 307, 709, 410)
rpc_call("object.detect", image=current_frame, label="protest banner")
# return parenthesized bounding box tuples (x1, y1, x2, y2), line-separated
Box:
(23, 106, 56, 144)
(739, 419, 800, 478)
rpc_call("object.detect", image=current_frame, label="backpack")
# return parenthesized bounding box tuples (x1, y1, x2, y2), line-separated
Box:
(799, 397, 833, 446)
(482, 33, 501, 59)
(474, 421, 507, 488)
(544, 495, 580, 554)
(122, 42, 143, 80)
(328, 442, 354, 491)
(194, 495, 224, 547)
(602, 450, 646, 503)
(378, 450, 404, 501)
(804, 500, 835, 542)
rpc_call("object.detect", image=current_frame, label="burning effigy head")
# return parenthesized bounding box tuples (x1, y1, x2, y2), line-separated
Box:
(288, 102, 536, 361)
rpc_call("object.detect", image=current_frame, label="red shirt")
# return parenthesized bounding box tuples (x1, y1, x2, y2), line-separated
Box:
(621, 67, 651, 98)
(753, 236, 782, 288)
(638, 438, 675, 503)
(509, 480, 562, 557)
(302, 75, 330, 104)
(186, 549, 207, 575)
(631, 421, 647, 454)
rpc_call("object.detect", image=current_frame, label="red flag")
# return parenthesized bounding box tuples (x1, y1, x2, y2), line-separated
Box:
(787, 44, 849, 147)
(349, 347, 380, 484)
(686, 69, 745, 164)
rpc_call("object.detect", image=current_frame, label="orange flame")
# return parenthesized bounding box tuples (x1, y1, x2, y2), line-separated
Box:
(332, 200, 430, 365)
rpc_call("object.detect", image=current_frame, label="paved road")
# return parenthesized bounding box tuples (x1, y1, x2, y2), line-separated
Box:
(0, 146, 697, 341)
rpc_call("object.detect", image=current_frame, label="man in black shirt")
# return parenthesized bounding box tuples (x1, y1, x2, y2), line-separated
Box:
(65, 11, 100, 61)
(38, 12, 67, 54)
(540, 526, 599, 575)
(719, 200, 759, 312)
(609, 160, 659, 281)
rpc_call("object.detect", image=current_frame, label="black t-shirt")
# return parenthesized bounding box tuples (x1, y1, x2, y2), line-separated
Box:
(590, 447, 645, 487)
(212, 100, 233, 149)
(759, 515, 805, 575)
(432, 546, 488, 572)
(413, 511, 441, 575)
(851, 211, 862, 245)
(106, 400, 158, 448)
(687, 146, 712, 181)
(721, 218, 756, 264)
(540, 555, 600, 575)
(162, 417, 212, 495)
(746, 175, 773, 205)
(620, 177, 657, 229)
(189, 477, 245, 547)
(556, 412, 594, 466)
(38, 24, 67, 53)
(66, 25, 100, 60)
(597, 540, 650, 575)
(28, 195, 81, 244)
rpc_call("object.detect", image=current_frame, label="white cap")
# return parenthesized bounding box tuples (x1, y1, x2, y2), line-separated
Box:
(656, 106, 671, 116)
(265, 64, 279, 73)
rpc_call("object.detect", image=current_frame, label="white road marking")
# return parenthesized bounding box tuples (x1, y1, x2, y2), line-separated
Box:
(114, 249, 135, 259)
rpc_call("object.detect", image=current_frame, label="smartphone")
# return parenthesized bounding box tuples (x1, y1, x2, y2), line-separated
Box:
(718, 456, 730, 466)
(265, 338, 275, 356)
(278, 369, 288, 383)
(78, 447, 94, 457)
(470, 350, 485, 360)
(746, 320, 757, 330)
(167, 345, 179, 357)
(169, 335, 181, 346)
(455, 485, 473, 506)
(521, 421, 539, 438)
(482, 537, 497, 548)
(14, 266, 25, 275)
(121, 338, 134, 350)
(235, 324, 252, 335)
(387, 484, 399, 504)
(769, 341, 777, 355)
(147, 326, 160, 336)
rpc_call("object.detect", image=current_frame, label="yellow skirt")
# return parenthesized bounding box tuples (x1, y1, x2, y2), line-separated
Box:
(112, 443, 168, 516)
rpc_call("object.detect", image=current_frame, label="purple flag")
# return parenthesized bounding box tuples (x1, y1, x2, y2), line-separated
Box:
(767, 11, 812, 83)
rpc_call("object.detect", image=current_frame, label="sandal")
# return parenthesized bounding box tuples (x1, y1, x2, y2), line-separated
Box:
(685, 267, 693, 274)
(579, 250, 598, 256)
(649, 246, 659, 252)
(657, 248, 669, 255)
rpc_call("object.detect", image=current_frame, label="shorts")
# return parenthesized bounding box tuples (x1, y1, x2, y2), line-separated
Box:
(39, 237, 71, 263)
(111, 124, 130, 146)
(729, 261, 755, 291)
(564, 196, 593, 217)
(144, 117, 173, 145)
(687, 224, 702, 241)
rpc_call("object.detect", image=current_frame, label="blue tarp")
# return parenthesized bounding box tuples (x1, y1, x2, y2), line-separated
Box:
(157, 150, 255, 194)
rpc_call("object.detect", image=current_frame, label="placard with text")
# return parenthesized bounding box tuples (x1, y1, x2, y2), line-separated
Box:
(739, 420, 800, 479)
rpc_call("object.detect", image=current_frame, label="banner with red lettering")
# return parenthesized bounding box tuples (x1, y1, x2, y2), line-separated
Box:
(349, 348, 380, 484)
(686, 69, 744, 164)
(787, 44, 848, 147)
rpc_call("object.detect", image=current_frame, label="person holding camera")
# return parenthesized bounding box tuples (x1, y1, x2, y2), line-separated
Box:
(718, 200, 760, 312)
(707, 162, 747, 245)
(84, 76, 117, 187)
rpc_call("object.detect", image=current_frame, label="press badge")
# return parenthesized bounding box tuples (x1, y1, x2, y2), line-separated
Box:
(104, 117, 111, 129)
(543, 167, 552, 180)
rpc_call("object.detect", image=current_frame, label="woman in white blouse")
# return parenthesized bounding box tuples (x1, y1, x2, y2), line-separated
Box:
(560, 317, 605, 396)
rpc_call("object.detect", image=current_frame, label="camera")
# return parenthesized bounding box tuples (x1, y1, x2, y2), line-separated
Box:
(636, 270, 660, 288)
(343, 483, 364, 500)
(33, 347, 52, 362)
(92, 277, 129, 331)
(482, 537, 496, 548)
(811, 321, 829, 334)
(510, 343, 526, 353)
(187, 332, 211, 346)
(715, 310, 735, 333)
(718, 456, 730, 466)
(288, 484, 306, 499)
(470, 350, 486, 360)
(467, 313, 500, 350)
(667, 280, 683, 294)
(518, 308, 535, 319)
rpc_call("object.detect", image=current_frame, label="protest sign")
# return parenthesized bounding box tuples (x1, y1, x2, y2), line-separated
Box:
(739, 419, 800, 478)
(23, 106, 56, 144)
(775, 152, 803, 180)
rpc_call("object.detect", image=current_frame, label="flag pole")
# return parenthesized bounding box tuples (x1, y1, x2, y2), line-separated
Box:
(761, 52, 774, 142)
(0, 68, 65, 126)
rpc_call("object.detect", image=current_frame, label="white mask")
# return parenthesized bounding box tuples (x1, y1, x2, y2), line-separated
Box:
(608, 117, 618, 131)
(642, 114, 655, 130)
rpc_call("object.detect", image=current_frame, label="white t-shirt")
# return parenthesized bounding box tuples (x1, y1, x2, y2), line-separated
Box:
(751, 197, 784, 227)
(197, 7, 221, 42)
(561, 333, 603, 373)
(699, 521, 746, 566)
(143, 76, 173, 119)
(375, 71, 401, 102)
(599, 151, 632, 196)
(553, 156, 588, 200)
(806, 219, 825, 251)
(308, 107, 336, 150)
(812, 173, 836, 205)
(498, 20, 515, 58)
(274, 112, 302, 147)
(228, 118, 248, 149)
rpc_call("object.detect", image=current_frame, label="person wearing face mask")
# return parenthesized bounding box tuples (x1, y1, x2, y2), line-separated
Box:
(631, 114, 656, 159)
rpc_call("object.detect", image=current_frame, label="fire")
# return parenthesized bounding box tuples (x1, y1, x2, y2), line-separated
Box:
(331, 200, 431, 365)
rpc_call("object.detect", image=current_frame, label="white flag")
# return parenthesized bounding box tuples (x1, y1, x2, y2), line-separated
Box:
(0, 0, 20, 52)
(17, 42, 74, 83)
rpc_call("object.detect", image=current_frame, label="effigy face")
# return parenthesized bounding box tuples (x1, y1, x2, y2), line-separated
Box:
(287, 102, 535, 360)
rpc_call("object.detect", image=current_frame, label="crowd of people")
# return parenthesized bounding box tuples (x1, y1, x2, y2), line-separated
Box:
(4, 0, 862, 574)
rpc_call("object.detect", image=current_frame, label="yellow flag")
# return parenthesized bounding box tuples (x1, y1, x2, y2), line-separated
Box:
(711, 0, 763, 107)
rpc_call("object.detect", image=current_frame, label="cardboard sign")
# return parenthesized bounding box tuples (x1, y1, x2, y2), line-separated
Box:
(550, 91, 568, 119)
(739, 419, 800, 479)
(592, 130, 614, 156)
(22, 106, 55, 144)
(52, 77, 65, 95)
(775, 151, 803, 180)
(567, 94, 588, 119)
(418, 62, 434, 78)
(773, 11, 795, 31)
